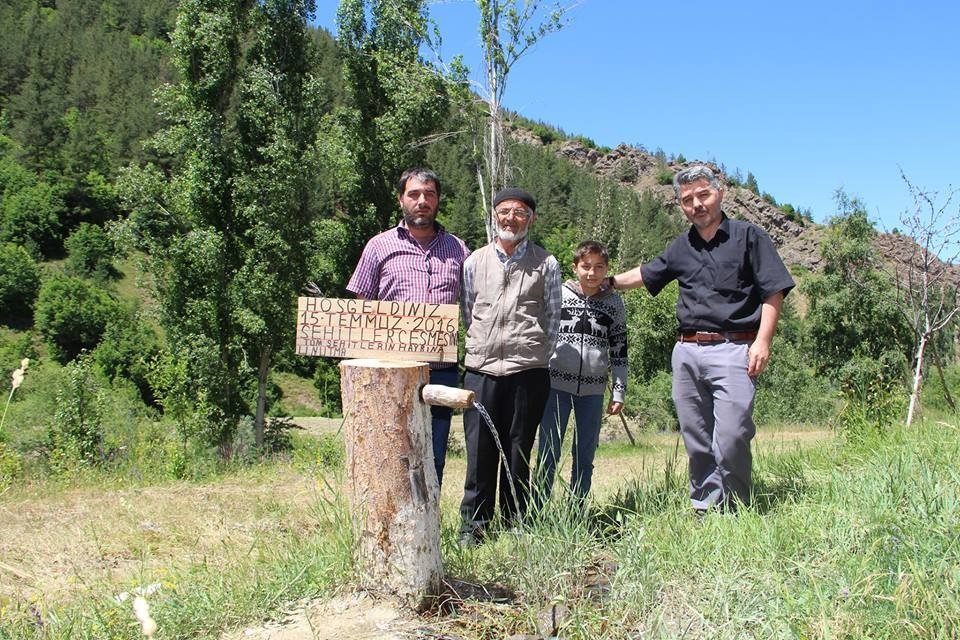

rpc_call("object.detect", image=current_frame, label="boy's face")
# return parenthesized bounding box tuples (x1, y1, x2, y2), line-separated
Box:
(573, 251, 608, 293)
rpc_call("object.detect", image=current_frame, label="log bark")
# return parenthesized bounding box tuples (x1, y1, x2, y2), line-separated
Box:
(339, 358, 441, 610)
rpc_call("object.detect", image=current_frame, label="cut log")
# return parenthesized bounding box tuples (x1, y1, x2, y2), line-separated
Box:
(338, 358, 441, 610)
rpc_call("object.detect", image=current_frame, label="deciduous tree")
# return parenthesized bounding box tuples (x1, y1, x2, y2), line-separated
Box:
(891, 172, 960, 425)
(472, 0, 565, 241)
(233, 0, 325, 446)
(332, 0, 450, 258)
(804, 191, 913, 423)
(120, 0, 325, 452)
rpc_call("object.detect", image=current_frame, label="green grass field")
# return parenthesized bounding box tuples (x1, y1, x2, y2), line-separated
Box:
(1, 414, 958, 639)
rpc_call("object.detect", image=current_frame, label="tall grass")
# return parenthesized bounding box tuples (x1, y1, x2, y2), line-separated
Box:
(0, 465, 354, 640)
(3, 419, 958, 638)
(440, 419, 960, 639)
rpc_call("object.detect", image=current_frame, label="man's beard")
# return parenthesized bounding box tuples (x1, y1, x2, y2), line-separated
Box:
(496, 225, 527, 244)
(404, 209, 435, 229)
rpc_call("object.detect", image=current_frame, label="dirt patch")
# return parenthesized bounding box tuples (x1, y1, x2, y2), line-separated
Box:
(290, 416, 345, 436)
(222, 593, 414, 640)
(0, 470, 323, 606)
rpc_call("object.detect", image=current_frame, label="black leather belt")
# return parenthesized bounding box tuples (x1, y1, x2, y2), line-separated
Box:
(677, 330, 758, 344)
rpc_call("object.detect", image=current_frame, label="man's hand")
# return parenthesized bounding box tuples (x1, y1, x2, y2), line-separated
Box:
(747, 339, 771, 378)
(606, 401, 623, 415)
(748, 291, 785, 378)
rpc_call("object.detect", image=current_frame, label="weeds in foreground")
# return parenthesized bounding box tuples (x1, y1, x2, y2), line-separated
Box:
(3, 420, 959, 639)
(0, 466, 355, 639)
(440, 419, 960, 639)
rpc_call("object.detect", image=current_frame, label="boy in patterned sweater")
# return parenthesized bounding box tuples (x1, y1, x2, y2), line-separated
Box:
(536, 240, 628, 501)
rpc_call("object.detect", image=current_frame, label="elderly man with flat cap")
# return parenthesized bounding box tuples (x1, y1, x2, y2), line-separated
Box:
(458, 187, 562, 545)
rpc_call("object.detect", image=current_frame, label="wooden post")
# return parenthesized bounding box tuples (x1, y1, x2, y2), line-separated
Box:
(338, 358, 442, 610)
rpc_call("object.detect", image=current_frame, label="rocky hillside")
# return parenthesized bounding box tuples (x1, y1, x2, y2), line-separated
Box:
(554, 139, 823, 270)
(525, 135, 959, 286)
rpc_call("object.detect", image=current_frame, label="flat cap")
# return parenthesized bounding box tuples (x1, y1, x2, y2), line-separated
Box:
(493, 187, 536, 213)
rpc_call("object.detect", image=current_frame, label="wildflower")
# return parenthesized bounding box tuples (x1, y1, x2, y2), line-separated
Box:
(132, 596, 157, 639)
(2, 360, 29, 435)
(114, 581, 162, 604)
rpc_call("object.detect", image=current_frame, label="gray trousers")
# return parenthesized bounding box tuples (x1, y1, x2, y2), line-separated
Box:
(671, 340, 757, 510)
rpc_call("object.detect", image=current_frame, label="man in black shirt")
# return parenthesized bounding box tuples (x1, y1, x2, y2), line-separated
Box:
(609, 165, 794, 511)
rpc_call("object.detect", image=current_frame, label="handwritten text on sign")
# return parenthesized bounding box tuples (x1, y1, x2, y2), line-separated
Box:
(295, 297, 459, 363)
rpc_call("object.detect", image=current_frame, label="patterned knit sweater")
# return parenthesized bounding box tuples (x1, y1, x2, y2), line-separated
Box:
(548, 280, 628, 402)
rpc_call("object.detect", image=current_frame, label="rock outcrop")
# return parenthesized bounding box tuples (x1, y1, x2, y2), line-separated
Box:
(544, 137, 957, 282)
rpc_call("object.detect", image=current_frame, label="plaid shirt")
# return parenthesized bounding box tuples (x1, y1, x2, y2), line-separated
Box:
(461, 239, 562, 357)
(348, 222, 470, 368)
(347, 221, 470, 303)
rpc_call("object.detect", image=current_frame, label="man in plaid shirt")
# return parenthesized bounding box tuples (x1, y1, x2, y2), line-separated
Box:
(347, 167, 470, 487)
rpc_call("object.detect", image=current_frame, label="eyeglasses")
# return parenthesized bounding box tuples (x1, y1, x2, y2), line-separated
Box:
(494, 207, 531, 219)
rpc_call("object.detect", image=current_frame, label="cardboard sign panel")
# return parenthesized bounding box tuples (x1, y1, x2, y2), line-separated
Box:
(295, 297, 459, 363)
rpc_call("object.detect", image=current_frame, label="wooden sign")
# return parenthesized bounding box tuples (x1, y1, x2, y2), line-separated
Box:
(295, 297, 459, 363)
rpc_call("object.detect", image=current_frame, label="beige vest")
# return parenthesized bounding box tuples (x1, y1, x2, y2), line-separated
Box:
(464, 242, 551, 375)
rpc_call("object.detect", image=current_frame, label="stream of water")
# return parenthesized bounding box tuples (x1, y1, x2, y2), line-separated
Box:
(471, 400, 520, 516)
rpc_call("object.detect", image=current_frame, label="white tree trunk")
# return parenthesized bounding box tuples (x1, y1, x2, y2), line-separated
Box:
(338, 359, 441, 610)
(906, 335, 927, 426)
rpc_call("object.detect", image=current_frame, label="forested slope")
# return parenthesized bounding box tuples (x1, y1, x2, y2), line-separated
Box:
(0, 0, 954, 486)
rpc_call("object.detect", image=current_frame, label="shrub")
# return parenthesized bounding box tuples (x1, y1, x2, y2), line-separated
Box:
(529, 122, 557, 144)
(655, 168, 674, 186)
(755, 340, 835, 425)
(614, 161, 638, 183)
(625, 284, 677, 383)
(92, 304, 160, 405)
(0, 151, 34, 196)
(147, 344, 243, 451)
(47, 353, 106, 470)
(778, 203, 807, 226)
(625, 371, 677, 431)
(264, 416, 300, 453)
(0, 332, 37, 398)
(0, 441, 22, 487)
(0, 180, 67, 258)
(571, 135, 599, 149)
(313, 359, 342, 418)
(833, 351, 907, 439)
(292, 431, 344, 472)
(0, 243, 41, 325)
(0, 356, 60, 455)
(34, 274, 119, 363)
(64, 222, 118, 280)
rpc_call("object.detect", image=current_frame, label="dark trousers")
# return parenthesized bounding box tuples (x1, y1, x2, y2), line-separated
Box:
(459, 367, 550, 533)
(429, 365, 459, 487)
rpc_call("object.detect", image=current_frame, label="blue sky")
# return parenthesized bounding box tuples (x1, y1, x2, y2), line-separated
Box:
(315, 0, 960, 230)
